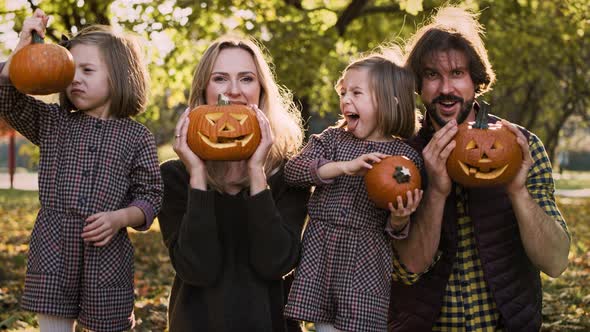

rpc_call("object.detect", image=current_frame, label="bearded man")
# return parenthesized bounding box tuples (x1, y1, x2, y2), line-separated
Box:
(389, 7, 570, 332)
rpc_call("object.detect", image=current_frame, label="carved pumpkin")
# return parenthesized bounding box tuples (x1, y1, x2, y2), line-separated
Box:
(364, 155, 422, 210)
(9, 32, 75, 95)
(446, 103, 522, 187)
(187, 95, 261, 161)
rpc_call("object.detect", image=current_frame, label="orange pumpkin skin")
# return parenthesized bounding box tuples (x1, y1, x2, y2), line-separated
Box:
(186, 104, 261, 161)
(364, 156, 422, 210)
(9, 43, 75, 95)
(446, 122, 522, 187)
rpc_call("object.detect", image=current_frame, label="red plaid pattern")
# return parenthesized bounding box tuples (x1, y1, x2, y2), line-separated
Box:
(284, 127, 423, 332)
(0, 81, 162, 332)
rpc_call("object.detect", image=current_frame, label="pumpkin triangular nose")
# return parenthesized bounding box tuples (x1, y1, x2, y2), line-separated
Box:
(220, 123, 234, 132)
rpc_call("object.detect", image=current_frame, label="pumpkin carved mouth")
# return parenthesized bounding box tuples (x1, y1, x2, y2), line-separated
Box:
(456, 160, 509, 180)
(198, 132, 255, 148)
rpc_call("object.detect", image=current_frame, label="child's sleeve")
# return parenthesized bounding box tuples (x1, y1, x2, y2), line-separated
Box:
(284, 127, 337, 187)
(0, 62, 61, 146)
(127, 131, 164, 231)
(246, 166, 311, 279)
(158, 160, 224, 286)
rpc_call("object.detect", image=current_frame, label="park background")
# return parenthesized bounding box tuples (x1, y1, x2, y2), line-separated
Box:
(0, 0, 588, 330)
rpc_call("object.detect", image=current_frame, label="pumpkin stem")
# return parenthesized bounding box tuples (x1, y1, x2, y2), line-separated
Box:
(393, 166, 411, 184)
(217, 94, 230, 106)
(32, 31, 44, 44)
(474, 100, 490, 129)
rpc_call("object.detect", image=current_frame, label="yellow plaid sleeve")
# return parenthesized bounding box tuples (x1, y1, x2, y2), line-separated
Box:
(391, 247, 442, 285)
(526, 133, 570, 240)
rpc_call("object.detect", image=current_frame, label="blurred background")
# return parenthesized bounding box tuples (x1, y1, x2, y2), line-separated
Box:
(0, 0, 588, 331)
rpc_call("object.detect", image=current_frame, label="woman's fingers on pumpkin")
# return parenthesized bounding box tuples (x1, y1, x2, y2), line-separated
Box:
(174, 110, 187, 137)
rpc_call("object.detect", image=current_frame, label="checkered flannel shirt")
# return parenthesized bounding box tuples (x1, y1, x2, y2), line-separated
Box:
(392, 133, 569, 331)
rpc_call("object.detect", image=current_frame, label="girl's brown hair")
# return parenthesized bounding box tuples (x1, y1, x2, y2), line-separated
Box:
(335, 47, 419, 139)
(60, 25, 149, 117)
(188, 36, 304, 191)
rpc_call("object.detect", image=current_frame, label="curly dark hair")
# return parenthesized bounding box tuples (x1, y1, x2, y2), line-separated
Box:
(405, 7, 495, 96)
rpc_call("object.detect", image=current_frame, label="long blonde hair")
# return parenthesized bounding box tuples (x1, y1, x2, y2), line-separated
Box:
(188, 36, 304, 191)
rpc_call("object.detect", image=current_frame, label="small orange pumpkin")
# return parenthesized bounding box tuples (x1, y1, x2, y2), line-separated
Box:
(187, 95, 261, 161)
(446, 103, 522, 187)
(364, 155, 422, 210)
(9, 32, 75, 95)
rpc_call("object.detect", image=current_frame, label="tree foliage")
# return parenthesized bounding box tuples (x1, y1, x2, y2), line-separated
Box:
(0, 0, 588, 161)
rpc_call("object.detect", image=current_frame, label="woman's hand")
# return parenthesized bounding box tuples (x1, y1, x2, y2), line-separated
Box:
(173, 108, 207, 189)
(247, 105, 273, 172)
(248, 105, 273, 194)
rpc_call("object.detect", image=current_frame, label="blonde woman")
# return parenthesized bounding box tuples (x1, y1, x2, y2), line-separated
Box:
(158, 36, 310, 331)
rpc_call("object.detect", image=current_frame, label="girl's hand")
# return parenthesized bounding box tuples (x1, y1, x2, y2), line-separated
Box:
(1, 9, 48, 78)
(173, 108, 207, 188)
(15, 9, 49, 53)
(388, 188, 423, 230)
(82, 211, 124, 247)
(341, 152, 388, 176)
(247, 105, 273, 173)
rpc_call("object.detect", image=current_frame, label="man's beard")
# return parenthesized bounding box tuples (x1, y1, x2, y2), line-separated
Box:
(424, 94, 474, 128)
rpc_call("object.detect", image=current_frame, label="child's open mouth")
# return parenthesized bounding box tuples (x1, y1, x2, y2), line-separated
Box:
(345, 113, 360, 131)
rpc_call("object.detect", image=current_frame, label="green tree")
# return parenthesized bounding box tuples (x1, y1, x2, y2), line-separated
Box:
(1, 0, 588, 162)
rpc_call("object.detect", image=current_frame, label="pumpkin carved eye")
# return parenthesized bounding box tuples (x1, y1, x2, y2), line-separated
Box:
(205, 113, 224, 125)
(230, 113, 248, 124)
(465, 140, 478, 150)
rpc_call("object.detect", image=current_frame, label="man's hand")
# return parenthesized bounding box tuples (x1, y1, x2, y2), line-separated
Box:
(502, 120, 533, 196)
(422, 120, 458, 198)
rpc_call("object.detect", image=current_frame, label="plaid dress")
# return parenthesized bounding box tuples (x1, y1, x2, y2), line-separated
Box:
(0, 80, 162, 332)
(283, 127, 423, 332)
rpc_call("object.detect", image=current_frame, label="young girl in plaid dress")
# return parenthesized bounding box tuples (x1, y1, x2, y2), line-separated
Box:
(283, 50, 424, 331)
(0, 10, 162, 332)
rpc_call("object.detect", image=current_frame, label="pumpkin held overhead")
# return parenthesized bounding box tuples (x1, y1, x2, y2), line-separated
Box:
(9, 31, 75, 95)
(187, 95, 262, 161)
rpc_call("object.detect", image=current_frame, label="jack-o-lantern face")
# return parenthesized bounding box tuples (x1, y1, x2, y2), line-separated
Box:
(364, 156, 422, 210)
(186, 97, 261, 160)
(446, 104, 522, 187)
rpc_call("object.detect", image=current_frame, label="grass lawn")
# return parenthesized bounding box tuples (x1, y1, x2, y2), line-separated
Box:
(0, 188, 588, 331)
